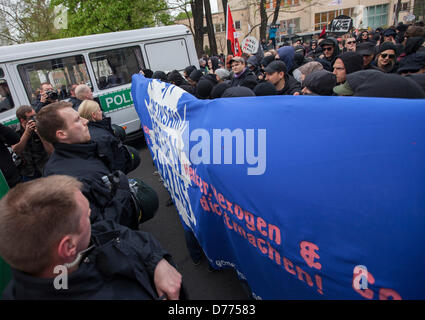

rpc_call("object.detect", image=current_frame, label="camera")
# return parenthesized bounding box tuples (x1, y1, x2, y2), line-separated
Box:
(46, 90, 59, 100)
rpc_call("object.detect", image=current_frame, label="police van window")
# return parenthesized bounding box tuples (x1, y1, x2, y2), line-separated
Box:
(18, 55, 91, 104)
(89, 46, 144, 90)
(0, 68, 15, 114)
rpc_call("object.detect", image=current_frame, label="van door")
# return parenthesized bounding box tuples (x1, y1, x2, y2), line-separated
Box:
(144, 38, 190, 72)
(0, 65, 19, 126)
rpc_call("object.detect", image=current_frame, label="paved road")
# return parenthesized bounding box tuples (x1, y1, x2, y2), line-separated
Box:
(129, 140, 250, 300)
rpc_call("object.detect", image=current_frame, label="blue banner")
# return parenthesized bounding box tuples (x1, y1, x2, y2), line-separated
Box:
(131, 74, 425, 300)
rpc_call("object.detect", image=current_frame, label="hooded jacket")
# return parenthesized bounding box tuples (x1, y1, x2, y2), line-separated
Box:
(303, 70, 337, 96)
(319, 38, 341, 66)
(276, 74, 302, 95)
(277, 46, 295, 72)
(346, 70, 425, 99)
(2, 220, 174, 300)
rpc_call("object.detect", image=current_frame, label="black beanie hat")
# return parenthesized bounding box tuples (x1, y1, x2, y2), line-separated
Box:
(195, 80, 213, 99)
(253, 82, 277, 96)
(189, 69, 203, 82)
(378, 42, 397, 54)
(303, 70, 337, 96)
(337, 52, 364, 74)
(210, 82, 231, 99)
(152, 71, 167, 82)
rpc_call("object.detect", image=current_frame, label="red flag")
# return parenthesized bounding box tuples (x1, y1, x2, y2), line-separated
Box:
(319, 25, 327, 39)
(226, 4, 242, 56)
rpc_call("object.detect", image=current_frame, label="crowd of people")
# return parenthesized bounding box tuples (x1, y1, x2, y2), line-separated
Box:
(0, 22, 424, 300)
(0, 83, 185, 299)
(143, 23, 425, 100)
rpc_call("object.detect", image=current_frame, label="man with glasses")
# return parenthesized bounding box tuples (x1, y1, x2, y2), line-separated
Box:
(374, 42, 398, 73)
(319, 38, 340, 66)
(228, 56, 258, 90)
(344, 37, 357, 53)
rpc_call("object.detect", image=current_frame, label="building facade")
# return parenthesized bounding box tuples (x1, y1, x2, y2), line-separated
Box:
(176, 0, 416, 54)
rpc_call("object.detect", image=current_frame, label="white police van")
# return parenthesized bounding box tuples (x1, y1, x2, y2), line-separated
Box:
(0, 25, 198, 141)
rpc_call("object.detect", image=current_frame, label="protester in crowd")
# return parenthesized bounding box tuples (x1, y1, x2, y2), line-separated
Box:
(333, 52, 363, 84)
(225, 55, 234, 71)
(373, 42, 399, 73)
(36, 101, 158, 229)
(32, 82, 59, 112)
(167, 70, 188, 87)
(319, 37, 340, 66)
(382, 28, 397, 44)
(306, 40, 322, 59)
(292, 61, 323, 84)
(215, 68, 231, 83)
(357, 30, 370, 43)
(276, 46, 295, 74)
(335, 69, 425, 99)
(195, 80, 214, 100)
(210, 82, 231, 99)
(183, 65, 197, 82)
(208, 56, 220, 74)
(221, 86, 256, 98)
(0, 123, 21, 188)
(404, 25, 425, 42)
(0, 175, 183, 300)
(356, 42, 377, 70)
(344, 36, 357, 52)
(299, 70, 337, 96)
(253, 82, 277, 96)
(397, 52, 425, 75)
(78, 100, 140, 175)
(405, 73, 425, 91)
(152, 71, 167, 82)
(12, 105, 50, 182)
(269, 24, 278, 49)
(199, 58, 208, 74)
(188, 69, 204, 87)
(264, 60, 302, 95)
(229, 56, 258, 90)
(68, 84, 79, 110)
(404, 36, 425, 56)
(260, 55, 275, 69)
(247, 55, 263, 80)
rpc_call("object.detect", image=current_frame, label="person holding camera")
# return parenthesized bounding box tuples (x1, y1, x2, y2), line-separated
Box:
(12, 105, 52, 182)
(32, 82, 59, 112)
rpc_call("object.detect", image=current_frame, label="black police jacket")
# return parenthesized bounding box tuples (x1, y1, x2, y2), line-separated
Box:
(2, 220, 171, 299)
(87, 118, 129, 174)
(43, 142, 139, 229)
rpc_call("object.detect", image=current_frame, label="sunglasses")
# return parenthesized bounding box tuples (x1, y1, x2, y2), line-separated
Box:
(346, 41, 355, 45)
(381, 53, 395, 59)
(322, 47, 333, 52)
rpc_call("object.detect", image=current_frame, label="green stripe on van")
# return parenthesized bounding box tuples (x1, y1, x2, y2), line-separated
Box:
(98, 88, 134, 112)
(2, 118, 18, 126)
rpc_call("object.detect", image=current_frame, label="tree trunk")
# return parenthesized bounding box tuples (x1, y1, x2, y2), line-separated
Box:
(191, 0, 204, 57)
(394, 0, 402, 25)
(259, 0, 268, 41)
(221, 0, 232, 55)
(204, 0, 217, 55)
(272, 0, 281, 25)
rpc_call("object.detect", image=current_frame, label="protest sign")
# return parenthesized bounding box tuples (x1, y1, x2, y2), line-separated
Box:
(132, 74, 425, 299)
